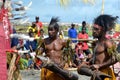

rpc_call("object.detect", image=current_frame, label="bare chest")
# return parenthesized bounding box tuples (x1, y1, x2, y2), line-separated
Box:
(94, 43, 105, 55)
(45, 40, 63, 51)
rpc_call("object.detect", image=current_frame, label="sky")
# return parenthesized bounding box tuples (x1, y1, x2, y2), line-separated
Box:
(13, 0, 120, 24)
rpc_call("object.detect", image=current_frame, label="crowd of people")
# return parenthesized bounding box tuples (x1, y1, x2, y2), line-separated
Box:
(8, 14, 120, 80)
(68, 21, 92, 66)
(9, 16, 92, 70)
(9, 16, 43, 70)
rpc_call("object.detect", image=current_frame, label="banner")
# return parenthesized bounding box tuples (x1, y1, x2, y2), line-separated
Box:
(0, 6, 11, 80)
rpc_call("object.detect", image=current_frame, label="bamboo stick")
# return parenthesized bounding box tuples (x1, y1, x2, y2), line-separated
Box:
(8, 53, 17, 80)
(65, 38, 120, 41)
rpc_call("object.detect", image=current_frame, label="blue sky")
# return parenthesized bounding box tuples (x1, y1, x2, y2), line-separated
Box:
(14, 0, 120, 23)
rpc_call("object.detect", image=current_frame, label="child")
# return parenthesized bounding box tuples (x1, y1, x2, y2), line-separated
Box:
(74, 42, 85, 66)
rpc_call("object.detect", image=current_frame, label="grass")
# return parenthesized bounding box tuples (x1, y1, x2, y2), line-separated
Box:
(15, 24, 93, 36)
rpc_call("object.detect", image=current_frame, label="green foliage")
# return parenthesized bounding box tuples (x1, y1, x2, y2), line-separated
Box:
(42, 26, 48, 35)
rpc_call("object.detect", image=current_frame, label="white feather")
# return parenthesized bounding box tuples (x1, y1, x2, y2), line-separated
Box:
(10, 34, 35, 41)
(27, 1, 32, 8)
(18, 50, 30, 54)
(21, 18, 30, 24)
(30, 52, 36, 59)
(14, 1, 23, 6)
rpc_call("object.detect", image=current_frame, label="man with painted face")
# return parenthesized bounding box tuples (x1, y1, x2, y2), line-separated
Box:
(77, 14, 118, 80)
(37, 17, 78, 80)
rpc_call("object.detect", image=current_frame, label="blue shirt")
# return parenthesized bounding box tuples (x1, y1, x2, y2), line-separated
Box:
(68, 28, 77, 43)
(24, 40, 37, 51)
(11, 28, 19, 48)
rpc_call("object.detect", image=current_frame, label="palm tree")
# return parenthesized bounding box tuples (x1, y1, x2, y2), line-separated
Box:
(59, 0, 70, 6)
(59, 0, 95, 6)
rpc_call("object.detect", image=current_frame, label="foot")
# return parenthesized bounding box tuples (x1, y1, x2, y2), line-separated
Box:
(94, 71, 111, 80)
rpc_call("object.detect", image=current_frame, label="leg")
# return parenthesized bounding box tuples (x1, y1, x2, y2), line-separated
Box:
(38, 56, 78, 80)
(77, 65, 111, 80)
(44, 63, 78, 80)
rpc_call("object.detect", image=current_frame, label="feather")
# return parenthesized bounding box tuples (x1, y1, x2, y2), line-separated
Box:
(13, 1, 23, 6)
(27, 1, 32, 8)
(10, 34, 34, 41)
(48, 17, 60, 31)
(49, 17, 59, 26)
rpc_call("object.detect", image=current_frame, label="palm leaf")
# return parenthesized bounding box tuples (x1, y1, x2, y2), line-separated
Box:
(82, 0, 95, 5)
(59, 0, 95, 6)
(59, 0, 70, 6)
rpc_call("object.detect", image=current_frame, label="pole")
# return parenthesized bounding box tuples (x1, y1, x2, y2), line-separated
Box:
(101, 0, 104, 14)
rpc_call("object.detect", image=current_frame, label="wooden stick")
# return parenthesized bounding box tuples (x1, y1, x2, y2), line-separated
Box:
(65, 38, 120, 41)
(68, 38, 97, 41)
(8, 53, 17, 80)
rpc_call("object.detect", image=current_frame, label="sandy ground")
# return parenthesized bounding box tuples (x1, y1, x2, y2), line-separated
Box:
(20, 62, 120, 80)
(20, 69, 90, 80)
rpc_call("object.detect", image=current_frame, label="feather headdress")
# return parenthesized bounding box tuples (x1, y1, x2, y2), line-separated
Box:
(48, 17, 60, 32)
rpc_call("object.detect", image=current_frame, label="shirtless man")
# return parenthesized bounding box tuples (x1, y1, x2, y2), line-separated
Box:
(77, 15, 118, 80)
(36, 17, 78, 80)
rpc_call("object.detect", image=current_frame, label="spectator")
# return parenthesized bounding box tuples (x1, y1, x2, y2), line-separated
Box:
(34, 56, 42, 70)
(24, 30, 37, 52)
(35, 16, 43, 37)
(11, 28, 19, 49)
(27, 22, 38, 37)
(77, 27, 91, 61)
(78, 21, 88, 33)
(25, 53, 34, 69)
(68, 23, 77, 43)
(74, 42, 84, 66)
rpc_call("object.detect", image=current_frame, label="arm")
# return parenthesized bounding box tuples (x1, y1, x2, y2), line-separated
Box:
(90, 55, 117, 70)
(91, 40, 118, 70)
(99, 42, 118, 69)
(29, 45, 33, 52)
(98, 56, 117, 69)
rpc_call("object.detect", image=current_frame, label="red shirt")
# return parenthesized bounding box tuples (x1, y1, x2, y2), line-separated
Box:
(75, 43, 83, 54)
(35, 58, 42, 66)
(36, 22, 43, 29)
(36, 22, 43, 36)
(77, 33, 88, 50)
(113, 32, 120, 38)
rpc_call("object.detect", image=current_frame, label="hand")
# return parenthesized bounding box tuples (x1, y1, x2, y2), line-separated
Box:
(90, 64, 100, 70)
(93, 71, 111, 80)
(76, 58, 79, 61)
